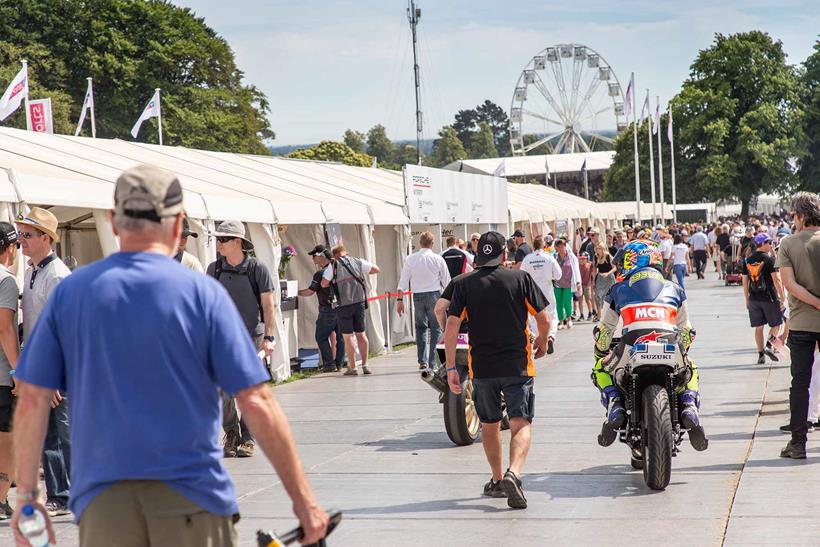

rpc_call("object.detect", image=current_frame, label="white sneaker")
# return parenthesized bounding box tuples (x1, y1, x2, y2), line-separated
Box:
(567, 319, 573, 329)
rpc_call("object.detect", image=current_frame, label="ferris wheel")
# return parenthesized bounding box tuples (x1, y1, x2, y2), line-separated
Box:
(509, 44, 627, 156)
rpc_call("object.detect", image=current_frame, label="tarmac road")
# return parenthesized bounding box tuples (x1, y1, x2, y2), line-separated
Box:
(4, 270, 818, 546)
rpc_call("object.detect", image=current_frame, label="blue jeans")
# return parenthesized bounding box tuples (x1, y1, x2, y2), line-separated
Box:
(42, 397, 71, 505)
(673, 264, 686, 288)
(414, 291, 441, 366)
(316, 308, 344, 367)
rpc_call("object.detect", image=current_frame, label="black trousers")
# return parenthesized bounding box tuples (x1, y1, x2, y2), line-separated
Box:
(693, 250, 708, 277)
(789, 330, 820, 442)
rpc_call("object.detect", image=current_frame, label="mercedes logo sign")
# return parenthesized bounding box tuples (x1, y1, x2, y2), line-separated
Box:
(482, 244, 493, 255)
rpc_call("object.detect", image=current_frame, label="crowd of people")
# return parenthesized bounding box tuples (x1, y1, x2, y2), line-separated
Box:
(0, 161, 815, 542)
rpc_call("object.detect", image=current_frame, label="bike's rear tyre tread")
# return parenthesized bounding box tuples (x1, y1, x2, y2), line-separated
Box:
(642, 385, 673, 490)
(444, 377, 480, 446)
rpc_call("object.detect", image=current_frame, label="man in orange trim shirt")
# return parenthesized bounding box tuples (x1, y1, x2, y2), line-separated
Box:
(444, 231, 550, 510)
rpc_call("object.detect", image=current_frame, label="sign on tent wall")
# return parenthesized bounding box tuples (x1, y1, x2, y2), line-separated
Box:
(404, 165, 508, 225)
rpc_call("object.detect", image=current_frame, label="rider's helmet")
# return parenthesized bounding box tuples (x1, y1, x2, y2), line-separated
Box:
(620, 240, 663, 278)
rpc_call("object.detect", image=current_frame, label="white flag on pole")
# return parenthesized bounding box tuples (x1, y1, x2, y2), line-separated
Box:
(667, 106, 674, 141)
(75, 79, 95, 137)
(653, 99, 660, 135)
(639, 93, 651, 125)
(0, 64, 29, 122)
(130, 89, 161, 138)
(623, 74, 634, 120)
(492, 158, 506, 178)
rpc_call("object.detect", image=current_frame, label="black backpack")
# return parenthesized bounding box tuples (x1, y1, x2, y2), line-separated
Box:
(745, 258, 771, 299)
(210, 257, 263, 321)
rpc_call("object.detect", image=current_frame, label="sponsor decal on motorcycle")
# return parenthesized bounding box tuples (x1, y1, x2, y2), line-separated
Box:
(621, 303, 677, 327)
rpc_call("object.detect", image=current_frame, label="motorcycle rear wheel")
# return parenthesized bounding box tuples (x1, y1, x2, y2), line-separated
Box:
(641, 385, 673, 490)
(444, 376, 481, 446)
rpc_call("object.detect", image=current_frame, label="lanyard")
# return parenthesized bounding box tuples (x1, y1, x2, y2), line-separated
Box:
(30, 254, 58, 290)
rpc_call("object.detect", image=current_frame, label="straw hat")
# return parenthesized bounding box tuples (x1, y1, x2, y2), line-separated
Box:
(16, 207, 59, 242)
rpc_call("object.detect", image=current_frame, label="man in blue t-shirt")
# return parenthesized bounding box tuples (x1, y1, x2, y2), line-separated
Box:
(10, 165, 328, 546)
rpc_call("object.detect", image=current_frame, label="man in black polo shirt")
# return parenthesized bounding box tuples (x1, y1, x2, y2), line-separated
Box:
(444, 231, 550, 509)
(298, 245, 344, 372)
(511, 229, 532, 269)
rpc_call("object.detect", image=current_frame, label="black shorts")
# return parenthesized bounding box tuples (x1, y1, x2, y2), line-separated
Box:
(748, 299, 784, 328)
(337, 302, 366, 334)
(472, 376, 535, 424)
(0, 386, 15, 432)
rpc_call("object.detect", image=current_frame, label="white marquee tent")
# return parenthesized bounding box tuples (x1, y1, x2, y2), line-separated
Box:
(0, 126, 625, 379)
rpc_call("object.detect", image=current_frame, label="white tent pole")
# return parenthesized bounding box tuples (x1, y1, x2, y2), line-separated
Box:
(156, 88, 163, 146)
(656, 95, 664, 221)
(646, 89, 656, 227)
(89, 77, 96, 138)
(669, 106, 678, 224)
(631, 73, 641, 226)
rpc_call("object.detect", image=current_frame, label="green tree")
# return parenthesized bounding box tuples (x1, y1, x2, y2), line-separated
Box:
(605, 31, 806, 216)
(602, 118, 675, 202)
(343, 129, 366, 153)
(799, 40, 820, 193)
(287, 141, 373, 167)
(392, 144, 421, 167)
(0, 0, 273, 153)
(679, 32, 804, 215)
(366, 124, 395, 164)
(431, 125, 467, 167)
(468, 122, 498, 158)
(451, 100, 510, 155)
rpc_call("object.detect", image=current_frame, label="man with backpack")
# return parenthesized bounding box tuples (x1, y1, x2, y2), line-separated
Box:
(207, 220, 276, 457)
(742, 233, 785, 365)
(321, 245, 380, 376)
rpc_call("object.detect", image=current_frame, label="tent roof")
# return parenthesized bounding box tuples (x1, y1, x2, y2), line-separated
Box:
(0, 127, 411, 225)
(445, 151, 615, 177)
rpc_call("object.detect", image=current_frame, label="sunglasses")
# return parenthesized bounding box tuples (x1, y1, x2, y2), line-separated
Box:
(18, 231, 42, 240)
(216, 236, 237, 244)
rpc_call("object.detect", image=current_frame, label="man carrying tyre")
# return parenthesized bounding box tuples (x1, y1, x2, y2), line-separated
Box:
(443, 231, 550, 509)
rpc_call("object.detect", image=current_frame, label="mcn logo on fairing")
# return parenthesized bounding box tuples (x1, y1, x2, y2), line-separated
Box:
(634, 307, 669, 320)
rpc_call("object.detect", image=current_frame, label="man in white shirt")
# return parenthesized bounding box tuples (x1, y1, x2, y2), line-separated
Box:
(397, 232, 451, 370)
(659, 228, 673, 276)
(520, 236, 562, 354)
(690, 225, 710, 279)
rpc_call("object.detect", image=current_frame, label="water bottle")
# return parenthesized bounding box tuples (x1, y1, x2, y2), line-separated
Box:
(19, 504, 49, 547)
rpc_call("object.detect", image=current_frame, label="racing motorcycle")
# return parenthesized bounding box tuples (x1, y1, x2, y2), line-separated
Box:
(600, 330, 693, 491)
(420, 333, 508, 446)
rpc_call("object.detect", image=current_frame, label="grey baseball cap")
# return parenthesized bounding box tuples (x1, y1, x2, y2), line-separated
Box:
(115, 164, 184, 222)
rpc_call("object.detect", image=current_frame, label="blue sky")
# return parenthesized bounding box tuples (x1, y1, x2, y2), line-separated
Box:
(175, 0, 819, 146)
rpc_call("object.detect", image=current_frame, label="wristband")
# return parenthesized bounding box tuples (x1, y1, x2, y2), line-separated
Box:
(396, 298, 403, 301)
(263, 335, 275, 342)
(446, 367, 457, 372)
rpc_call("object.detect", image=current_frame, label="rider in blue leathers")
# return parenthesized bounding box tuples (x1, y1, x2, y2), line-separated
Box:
(592, 240, 708, 451)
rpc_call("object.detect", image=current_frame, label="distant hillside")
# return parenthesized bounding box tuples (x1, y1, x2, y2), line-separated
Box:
(269, 138, 436, 157)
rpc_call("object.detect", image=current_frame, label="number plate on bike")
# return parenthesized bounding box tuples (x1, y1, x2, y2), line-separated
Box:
(630, 342, 679, 367)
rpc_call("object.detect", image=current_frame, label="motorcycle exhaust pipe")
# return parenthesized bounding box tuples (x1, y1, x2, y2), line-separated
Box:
(420, 366, 448, 394)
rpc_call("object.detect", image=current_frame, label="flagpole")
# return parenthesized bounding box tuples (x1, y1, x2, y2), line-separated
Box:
(21, 60, 30, 131)
(669, 106, 677, 223)
(88, 77, 96, 138)
(630, 73, 641, 227)
(646, 89, 657, 227)
(656, 95, 664, 223)
(155, 88, 163, 146)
